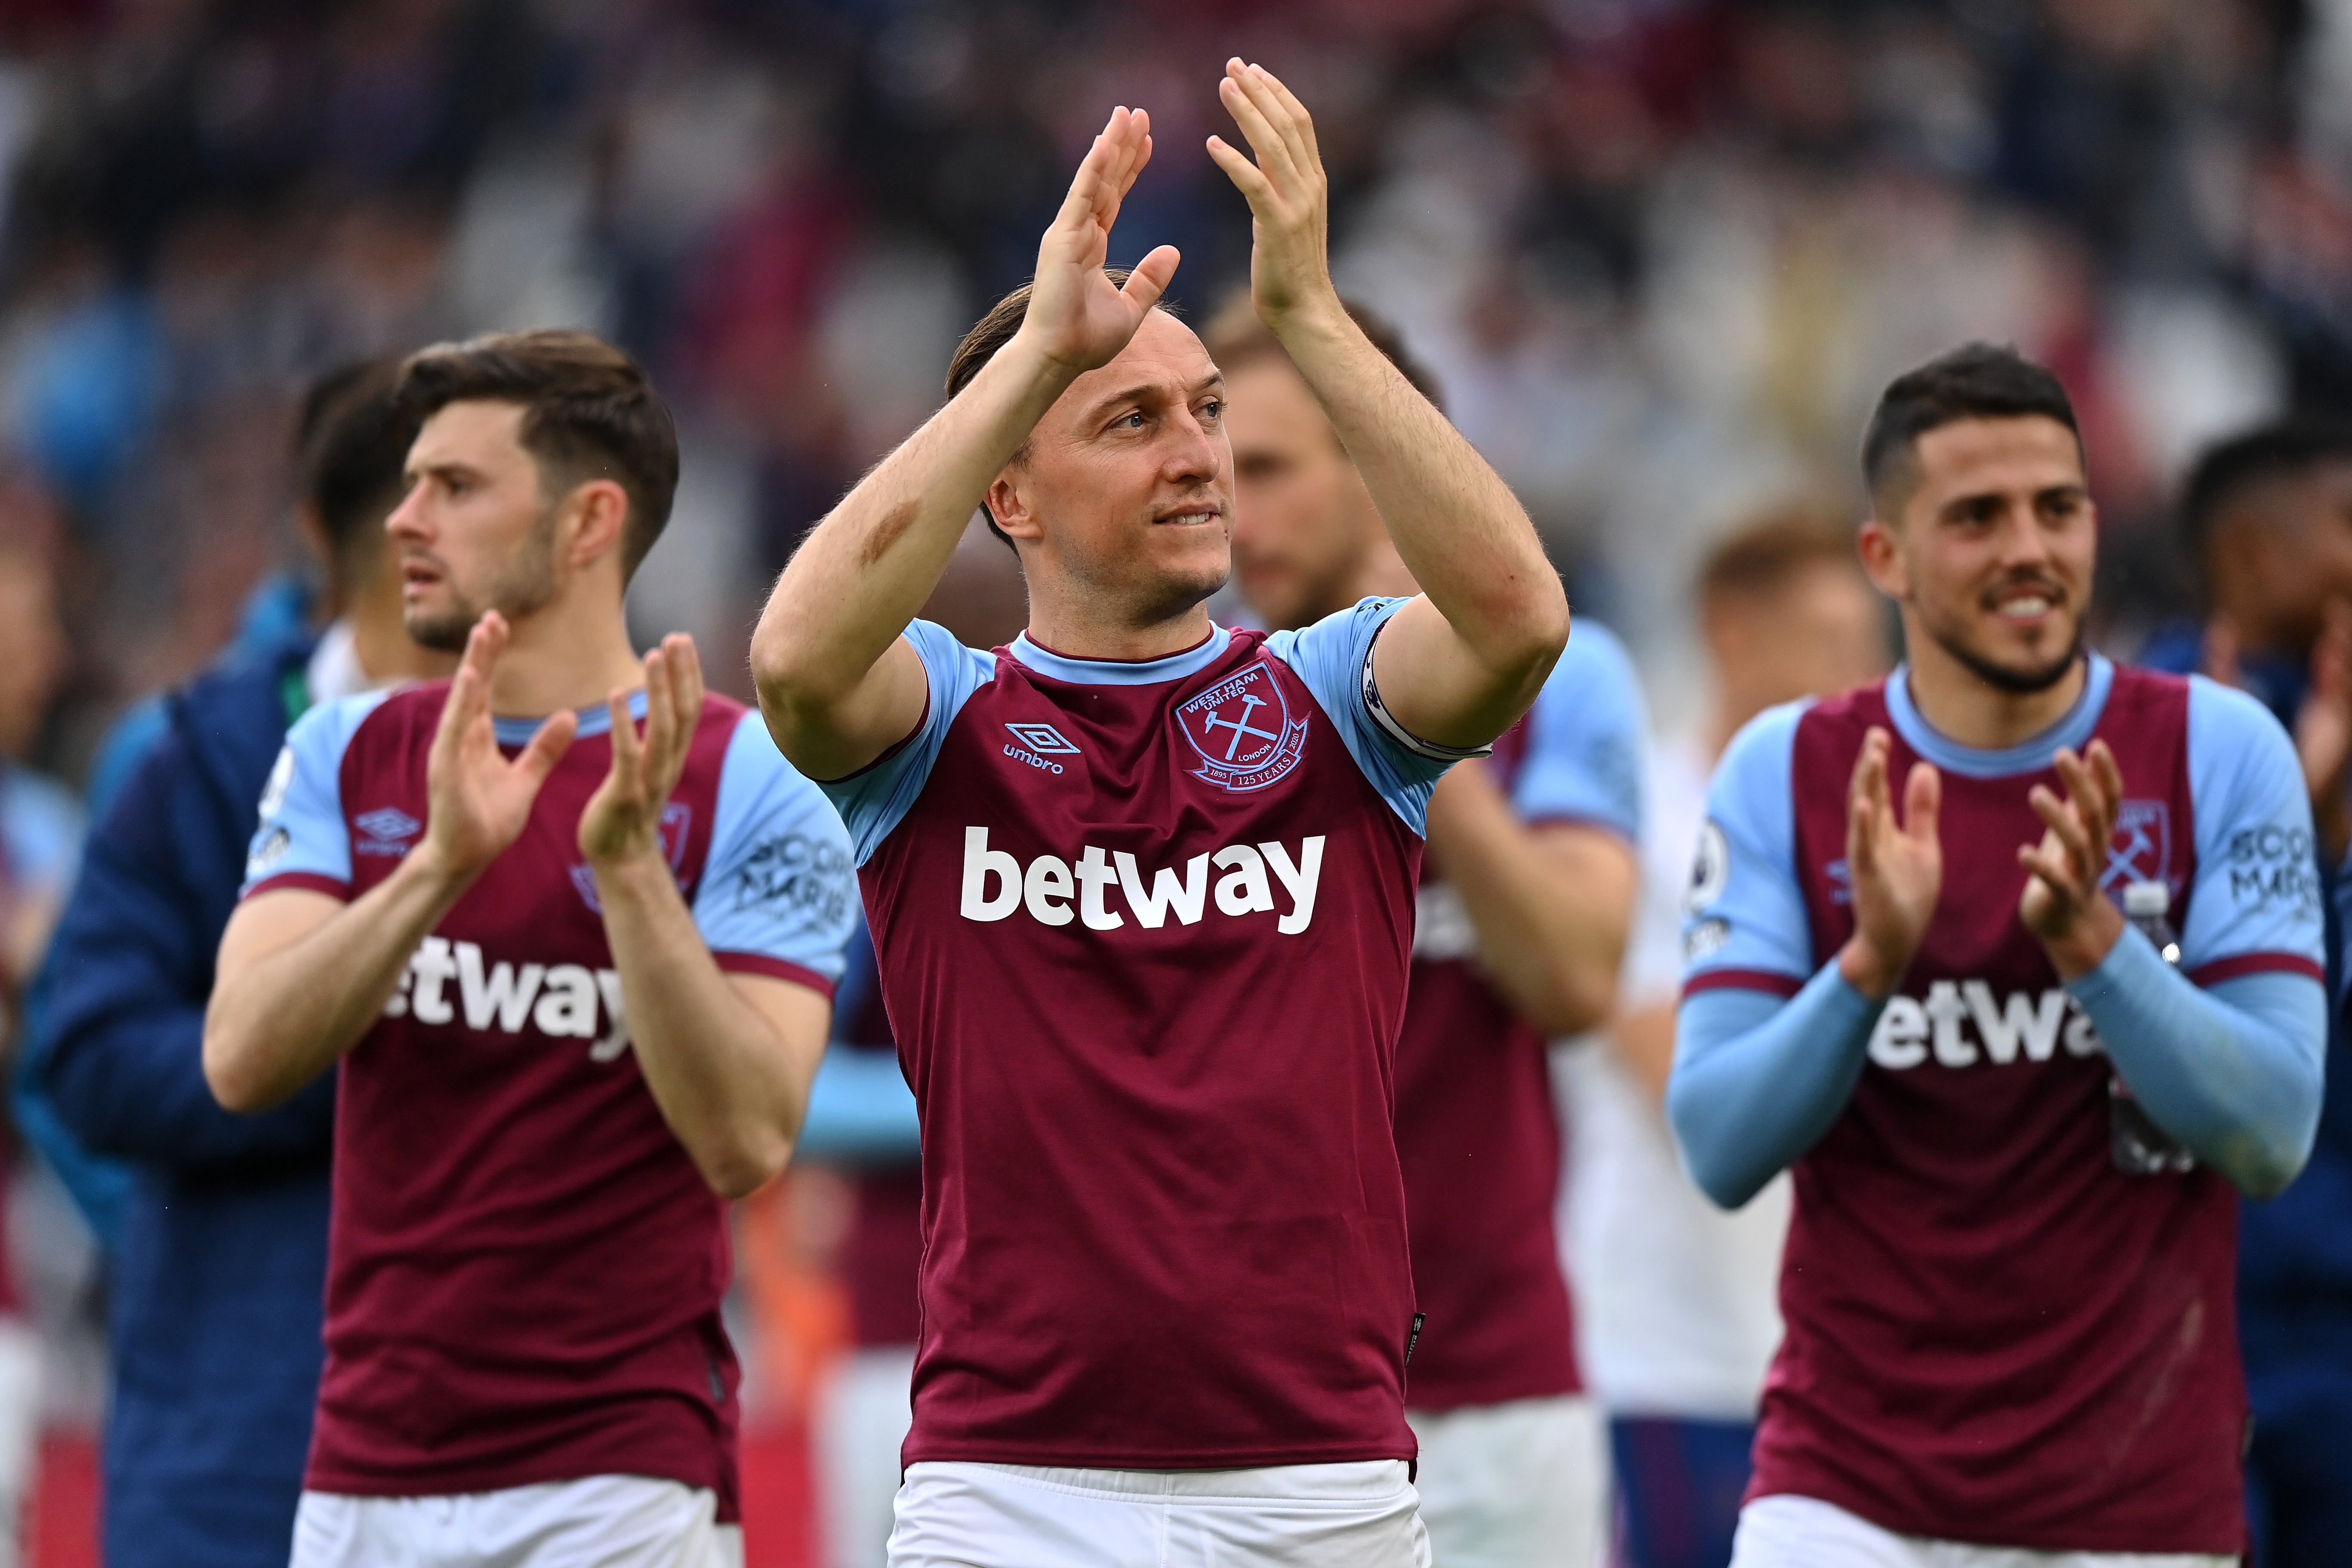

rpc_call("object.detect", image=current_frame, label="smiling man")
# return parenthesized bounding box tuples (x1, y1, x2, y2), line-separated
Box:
(1669, 343, 2328, 1567)
(202, 330, 856, 1568)
(751, 61, 1567, 1568)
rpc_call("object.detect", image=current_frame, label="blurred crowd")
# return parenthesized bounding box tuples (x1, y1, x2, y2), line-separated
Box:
(0, 0, 2348, 1561)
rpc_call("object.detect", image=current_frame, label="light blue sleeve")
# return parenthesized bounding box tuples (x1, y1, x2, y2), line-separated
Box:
(1681, 701, 1813, 990)
(239, 691, 389, 896)
(1, 771, 84, 895)
(794, 1048, 921, 1164)
(1264, 597, 1458, 836)
(1669, 968, 1883, 1208)
(818, 619, 996, 867)
(2068, 927, 2325, 1197)
(1510, 621, 1645, 840)
(694, 710, 860, 989)
(2179, 677, 2328, 977)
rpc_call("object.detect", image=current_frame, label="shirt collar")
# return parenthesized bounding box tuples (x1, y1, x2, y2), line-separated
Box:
(1008, 624, 1231, 686)
(491, 687, 649, 747)
(1883, 652, 2113, 778)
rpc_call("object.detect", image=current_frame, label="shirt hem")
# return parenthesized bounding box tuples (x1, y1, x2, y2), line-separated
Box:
(900, 1439, 1419, 1472)
(1744, 1476, 2243, 1556)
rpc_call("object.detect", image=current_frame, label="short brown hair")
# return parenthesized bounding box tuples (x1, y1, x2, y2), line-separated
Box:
(945, 269, 1172, 548)
(396, 328, 679, 579)
(1698, 506, 1858, 609)
(295, 357, 416, 568)
(1202, 291, 1446, 414)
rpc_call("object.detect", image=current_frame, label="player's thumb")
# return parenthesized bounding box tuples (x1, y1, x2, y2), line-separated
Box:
(517, 710, 579, 788)
(1124, 245, 1181, 312)
(1902, 761, 1942, 846)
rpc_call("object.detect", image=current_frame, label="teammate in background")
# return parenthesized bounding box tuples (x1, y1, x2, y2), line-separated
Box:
(795, 521, 1025, 1568)
(752, 64, 1568, 1568)
(1564, 511, 1885, 1568)
(1673, 343, 2328, 1567)
(1214, 291, 1636, 1568)
(2139, 420, 2352, 1568)
(203, 330, 857, 1568)
(35, 362, 455, 1568)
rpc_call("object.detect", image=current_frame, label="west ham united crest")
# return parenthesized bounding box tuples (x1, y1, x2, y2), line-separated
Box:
(572, 801, 694, 912)
(2101, 799, 2173, 892)
(1177, 662, 1308, 792)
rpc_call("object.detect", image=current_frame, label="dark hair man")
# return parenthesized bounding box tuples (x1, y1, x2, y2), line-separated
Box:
(1574, 509, 1887, 1568)
(1212, 290, 1637, 1568)
(2141, 418, 2352, 1568)
(751, 62, 1568, 1567)
(203, 330, 857, 1568)
(1672, 343, 2326, 1566)
(34, 361, 454, 1568)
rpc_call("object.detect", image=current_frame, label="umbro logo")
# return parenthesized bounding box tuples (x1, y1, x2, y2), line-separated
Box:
(1006, 723, 1079, 754)
(355, 807, 422, 858)
(1003, 722, 1078, 776)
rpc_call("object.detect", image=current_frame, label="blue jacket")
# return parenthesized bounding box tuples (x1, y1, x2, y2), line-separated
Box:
(2140, 627, 2352, 1382)
(36, 637, 334, 1568)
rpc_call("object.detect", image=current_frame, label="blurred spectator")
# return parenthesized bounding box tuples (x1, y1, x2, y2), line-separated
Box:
(1562, 507, 1888, 1568)
(29, 359, 450, 1568)
(2140, 419, 2352, 1568)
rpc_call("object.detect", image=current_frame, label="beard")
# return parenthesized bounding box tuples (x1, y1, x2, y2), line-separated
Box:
(1918, 588, 2085, 695)
(404, 506, 562, 652)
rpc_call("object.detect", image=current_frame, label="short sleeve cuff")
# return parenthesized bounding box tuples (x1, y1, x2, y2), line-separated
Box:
(715, 951, 839, 999)
(1684, 966, 1807, 1000)
(2187, 951, 2328, 987)
(243, 871, 352, 903)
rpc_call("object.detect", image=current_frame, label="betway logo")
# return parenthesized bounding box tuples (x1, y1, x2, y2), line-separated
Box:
(959, 826, 1325, 934)
(1868, 980, 2104, 1071)
(383, 936, 631, 1061)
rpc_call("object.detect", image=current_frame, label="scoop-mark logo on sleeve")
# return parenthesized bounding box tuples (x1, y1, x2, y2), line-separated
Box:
(1176, 662, 1307, 792)
(730, 829, 855, 931)
(2225, 822, 2320, 912)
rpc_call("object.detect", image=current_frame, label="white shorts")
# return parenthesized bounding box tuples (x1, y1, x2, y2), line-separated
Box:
(819, 1345, 916, 1568)
(886, 1458, 1431, 1568)
(291, 1475, 745, 1568)
(1407, 1394, 1607, 1568)
(1730, 1494, 2238, 1568)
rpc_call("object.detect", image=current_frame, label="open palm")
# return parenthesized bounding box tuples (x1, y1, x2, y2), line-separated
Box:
(1020, 106, 1181, 376)
(1841, 726, 1942, 997)
(423, 613, 577, 879)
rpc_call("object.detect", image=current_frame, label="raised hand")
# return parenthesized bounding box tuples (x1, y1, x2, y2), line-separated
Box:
(1838, 726, 1943, 998)
(1207, 58, 1337, 329)
(422, 613, 577, 882)
(1016, 106, 1182, 377)
(580, 633, 706, 868)
(2018, 739, 2127, 977)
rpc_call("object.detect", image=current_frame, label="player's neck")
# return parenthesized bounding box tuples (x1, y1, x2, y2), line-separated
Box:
(1902, 636, 2089, 752)
(483, 596, 647, 717)
(1023, 597, 1219, 663)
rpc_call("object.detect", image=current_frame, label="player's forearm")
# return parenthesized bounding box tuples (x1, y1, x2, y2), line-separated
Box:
(753, 333, 1068, 744)
(203, 855, 471, 1112)
(1669, 966, 1883, 1208)
(2068, 930, 2326, 1198)
(593, 850, 817, 1197)
(1426, 772, 1633, 1035)
(1275, 302, 1567, 675)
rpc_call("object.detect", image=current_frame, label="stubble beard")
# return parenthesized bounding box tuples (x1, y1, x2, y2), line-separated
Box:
(404, 506, 563, 652)
(1921, 599, 2086, 695)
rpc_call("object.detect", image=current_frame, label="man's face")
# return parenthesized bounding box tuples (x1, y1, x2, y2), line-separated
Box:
(2236, 459, 2352, 653)
(386, 400, 561, 652)
(992, 311, 1233, 627)
(1224, 354, 1383, 631)
(0, 551, 64, 759)
(1864, 415, 2095, 693)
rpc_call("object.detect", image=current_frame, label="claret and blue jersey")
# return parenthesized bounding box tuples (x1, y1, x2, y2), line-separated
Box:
(824, 596, 1468, 1471)
(241, 682, 857, 1519)
(1674, 653, 2327, 1554)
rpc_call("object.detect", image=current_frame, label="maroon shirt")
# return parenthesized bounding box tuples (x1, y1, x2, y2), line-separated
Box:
(828, 612, 1451, 1469)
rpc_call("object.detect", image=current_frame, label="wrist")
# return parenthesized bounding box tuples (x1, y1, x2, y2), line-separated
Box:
(1837, 934, 1908, 999)
(1263, 288, 1351, 351)
(402, 839, 483, 902)
(1001, 321, 1103, 389)
(586, 840, 674, 892)
(2042, 898, 2125, 981)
